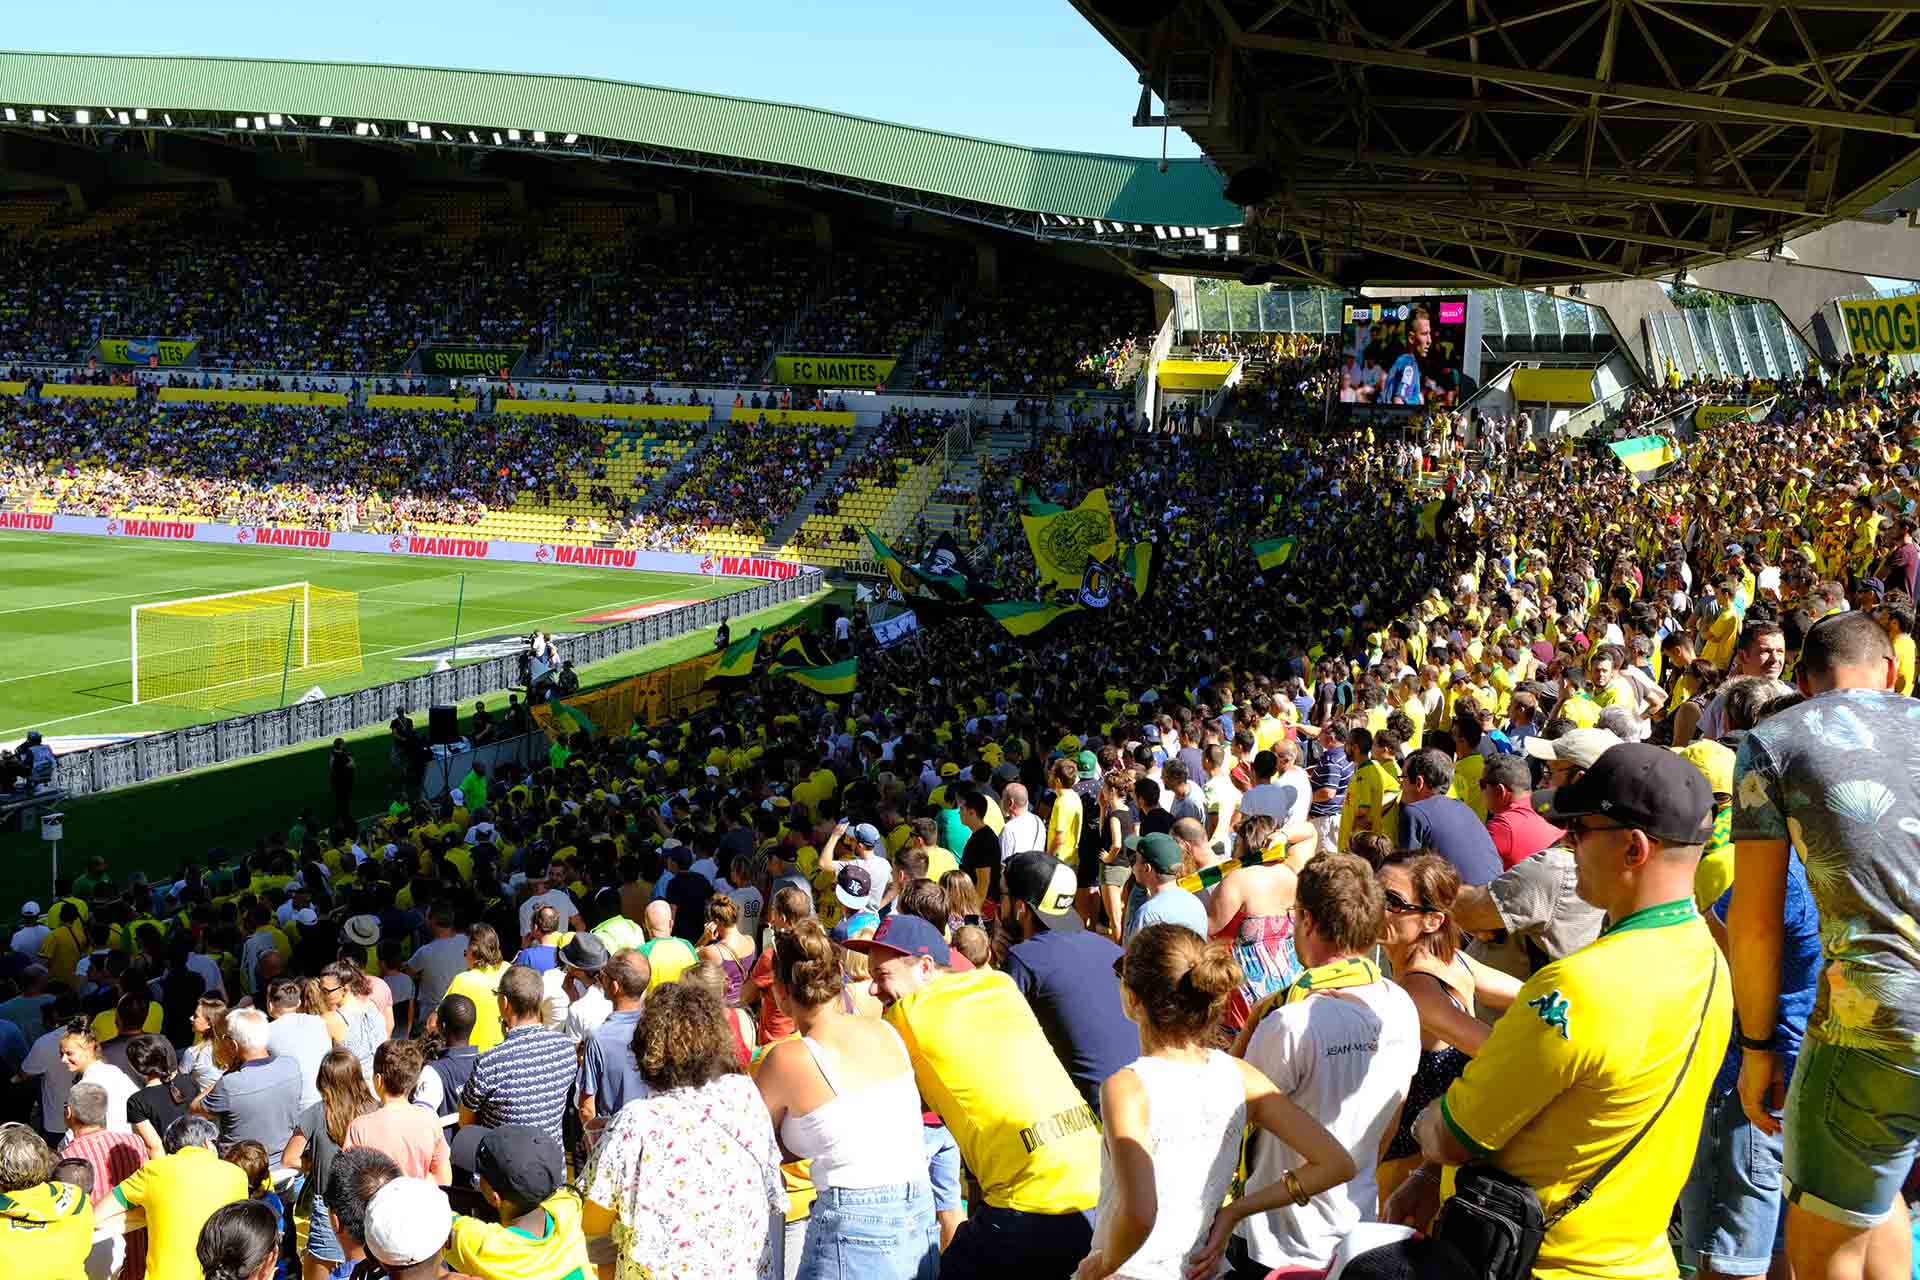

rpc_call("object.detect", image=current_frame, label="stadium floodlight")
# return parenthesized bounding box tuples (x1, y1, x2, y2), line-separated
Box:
(466, 130, 479, 143)
(74, 109, 90, 124)
(406, 120, 418, 132)
(368, 123, 380, 136)
(318, 116, 332, 126)
(1226, 233, 1241, 252)
(253, 116, 266, 130)
(116, 111, 129, 125)
(2, 109, 14, 122)
(1204, 232, 1218, 250)
(268, 113, 282, 126)
(133, 108, 147, 121)
(235, 116, 248, 129)
(1093, 220, 1107, 234)
(439, 128, 453, 141)
(491, 131, 502, 145)
(532, 130, 546, 143)
(162, 113, 173, 126)
(1152, 225, 1167, 239)
(563, 133, 578, 144)
(507, 128, 521, 141)
(354, 122, 369, 136)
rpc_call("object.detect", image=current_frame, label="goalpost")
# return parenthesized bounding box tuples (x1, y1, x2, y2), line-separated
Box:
(131, 581, 363, 707)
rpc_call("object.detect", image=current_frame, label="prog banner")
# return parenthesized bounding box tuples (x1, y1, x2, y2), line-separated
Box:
(771, 354, 897, 386)
(1838, 293, 1920, 356)
(419, 345, 523, 376)
(100, 337, 198, 366)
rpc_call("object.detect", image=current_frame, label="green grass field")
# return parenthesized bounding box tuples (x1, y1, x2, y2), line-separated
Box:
(0, 532, 753, 743)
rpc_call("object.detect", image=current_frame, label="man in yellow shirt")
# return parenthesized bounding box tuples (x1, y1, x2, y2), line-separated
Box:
(98, 1115, 249, 1280)
(1045, 758, 1084, 867)
(1876, 592, 1916, 696)
(0, 1126, 91, 1280)
(1392, 744, 1731, 1280)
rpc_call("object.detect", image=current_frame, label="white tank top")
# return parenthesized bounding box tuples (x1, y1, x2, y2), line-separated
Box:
(777, 1023, 928, 1190)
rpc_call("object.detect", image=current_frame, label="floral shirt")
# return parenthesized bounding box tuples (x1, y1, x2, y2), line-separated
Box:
(1734, 688, 1920, 1056)
(578, 1072, 787, 1280)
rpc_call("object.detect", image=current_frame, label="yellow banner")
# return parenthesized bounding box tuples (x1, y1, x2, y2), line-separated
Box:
(1156, 359, 1236, 391)
(1838, 292, 1920, 356)
(1510, 368, 1595, 403)
(0, 383, 138, 401)
(156, 388, 349, 408)
(772, 355, 896, 386)
(493, 400, 711, 422)
(733, 408, 857, 429)
(530, 653, 719, 740)
(366, 394, 478, 412)
(100, 337, 198, 366)
(1021, 488, 1119, 591)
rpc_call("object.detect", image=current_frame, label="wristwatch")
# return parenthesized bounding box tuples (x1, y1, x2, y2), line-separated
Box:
(1737, 1031, 1778, 1052)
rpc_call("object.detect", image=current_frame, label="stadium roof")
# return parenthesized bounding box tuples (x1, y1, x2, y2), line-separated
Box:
(0, 50, 1242, 230)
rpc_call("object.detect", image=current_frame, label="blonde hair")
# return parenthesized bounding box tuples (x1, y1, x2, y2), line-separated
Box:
(1118, 923, 1241, 1043)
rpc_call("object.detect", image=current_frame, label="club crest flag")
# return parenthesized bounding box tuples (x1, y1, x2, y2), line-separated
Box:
(1021, 488, 1119, 591)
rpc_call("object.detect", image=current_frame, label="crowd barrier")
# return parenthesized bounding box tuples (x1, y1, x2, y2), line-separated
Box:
(155, 387, 351, 408)
(35, 571, 826, 800)
(0, 512, 815, 581)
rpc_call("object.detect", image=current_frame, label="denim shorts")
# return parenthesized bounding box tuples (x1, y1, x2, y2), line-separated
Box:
(922, 1123, 962, 1213)
(303, 1192, 344, 1264)
(1784, 1038, 1920, 1228)
(1680, 1088, 1785, 1275)
(795, 1180, 939, 1280)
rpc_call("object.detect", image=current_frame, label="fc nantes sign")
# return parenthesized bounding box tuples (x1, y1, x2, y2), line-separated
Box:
(773, 354, 897, 386)
(1839, 292, 1920, 356)
(101, 337, 198, 366)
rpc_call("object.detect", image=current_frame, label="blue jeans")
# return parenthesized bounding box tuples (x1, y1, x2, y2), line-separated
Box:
(796, 1181, 939, 1280)
(1785, 1038, 1920, 1228)
(1681, 1088, 1786, 1276)
(939, 1205, 1093, 1280)
(922, 1123, 962, 1213)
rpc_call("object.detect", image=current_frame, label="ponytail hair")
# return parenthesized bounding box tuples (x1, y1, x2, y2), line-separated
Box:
(196, 1199, 280, 1280)
(771, 919, 841, 1009)
(1117, 923, 1242, 1043)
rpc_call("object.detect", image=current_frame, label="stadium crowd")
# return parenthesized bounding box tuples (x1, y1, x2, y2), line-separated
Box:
(5, 343, 1920, 1280)
(912, 268, 1154, 395)
(621, 417, 853, 551)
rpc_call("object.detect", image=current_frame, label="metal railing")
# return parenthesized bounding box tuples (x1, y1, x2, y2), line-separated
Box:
(39, 571, 825, 800)
(1560, 384, 1641, 439)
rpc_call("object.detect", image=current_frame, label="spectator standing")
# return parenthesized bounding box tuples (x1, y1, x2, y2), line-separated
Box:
(359, 1177, 459, 1280)
(412, 995, 479, 1132)
(637, 902, 699, 990)
(1394, 744, 1730, 1280)
(1395, 750, 1502, 886)
(279, 1048, 375, 1280)
(700, 893, 758, 1007)
(0, 1124, 93, 1279)
(405, 906, 470, 1036)
(97, 1115, 248, 1280)
(56, 1024, 137, 1133)
(1730, 613, 1920, 1280)
(745, 887, 812, 1046)
(54, 1080, 147, 1280)
(344, 1040, 450, 1184)
(580, 981, 787, 1279)
(450, 1126, 588, 1278)
(1000, 784, 1047, 864)
(754, 920, 939, 1280)
(1478, 752, 1567, 871)
(577, 949, 652, 1150)
(1124, 834, 1206, 941)
(194, 1198, 281, 1280)
(458, 965, 576, 1145)
(264, 978, 330, 1112)
(444, 926, 510, 1053)
(124, 1035, 194, 1160)
(328, 739, 356, 830)
(854, 914, 1100, 1279)
(1095, 924, 1357, 1280)
(319, 962, 385, 1088)
(321, 1147, 399, 1280)
(1000, 853, 1135, 1117)
(1228, 854, 1421, 1276)
(199, 1009, 302, 1163)
(1306, 720, 1354, 854)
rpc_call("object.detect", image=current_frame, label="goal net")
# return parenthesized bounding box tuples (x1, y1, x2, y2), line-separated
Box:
(131, 582, 363, 707)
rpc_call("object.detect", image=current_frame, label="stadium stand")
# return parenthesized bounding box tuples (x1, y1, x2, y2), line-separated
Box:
(912, 262, 1154, 393)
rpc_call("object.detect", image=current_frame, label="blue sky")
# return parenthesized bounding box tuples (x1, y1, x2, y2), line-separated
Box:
(5, 0, 1203, 159)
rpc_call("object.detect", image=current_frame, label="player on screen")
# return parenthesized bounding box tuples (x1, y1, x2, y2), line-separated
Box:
(1384, 305, 1433, 405)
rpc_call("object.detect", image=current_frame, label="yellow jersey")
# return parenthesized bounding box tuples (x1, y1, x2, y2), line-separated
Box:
(1449, 751, 1488, 821)
(1440, 899, 1732, 1280)
(887, 969, 1100, 1215)
(1047, 790, 1084, 866)
(113, 1146, 249, 1280)
(447, 963, 511, 1053)
(0, 1181, 91, 1280)
(448, 1192, 592, 1280)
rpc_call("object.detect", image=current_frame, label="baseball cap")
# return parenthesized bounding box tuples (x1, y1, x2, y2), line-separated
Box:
(1725, 542, 1745, 557)
(342, 915, 382, 947)
(938, 762, 960, 778)
(849, 822, 882, 848)
(991, 762, 1021, 785)
(844, 913, 951, 967)
(1537, 742, 1714, 845)
(1003, 852, 1083, 933)
(449, 788, 464, 807)
(1074, 750, 1098, 775)
(1128, 831, 1184, 874)
(18, 902, 39, 920)
(1056, 734, 1081, 753)
(834, 864, 875, 911)
(363, 1178, 454, 1268)
(1523, 727, 1623, 771)
(474, 1124, 564, 1206)
(559, 932, 610, 973)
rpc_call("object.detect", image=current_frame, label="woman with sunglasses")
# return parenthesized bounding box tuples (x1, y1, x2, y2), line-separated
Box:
(1372, 851, 1515, 1206)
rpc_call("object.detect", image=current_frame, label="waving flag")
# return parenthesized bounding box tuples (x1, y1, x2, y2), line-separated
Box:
(772, 657, 858, 696)
(704, 631, 761, 684)
(1254, 536, 1297, 570)
(985, 600, 1084, 638)
(1021, 489, 1119, 591)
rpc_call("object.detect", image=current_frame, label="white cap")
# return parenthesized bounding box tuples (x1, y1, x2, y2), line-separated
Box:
(1523, 727, 1624, 771)
(705, 765, 721, 778)
(363, 1177, 453, 1267)
(449, 788, 465, 806)
(19, 901, 40, 919)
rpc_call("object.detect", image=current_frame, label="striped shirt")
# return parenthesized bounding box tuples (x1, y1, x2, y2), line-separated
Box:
(1307, 747, 1354, 818)
(460, 1024, 577, 1143)
(60, 1128, 148, 1279)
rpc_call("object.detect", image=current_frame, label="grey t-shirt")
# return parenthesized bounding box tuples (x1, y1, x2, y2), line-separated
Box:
(203, 1055, 304, 1163)
(1735, 688, 1920, 1054)
(408, 935, 471, 1029)
(1485, 848, 1605, 968)
(266, 1011, 333, 1111)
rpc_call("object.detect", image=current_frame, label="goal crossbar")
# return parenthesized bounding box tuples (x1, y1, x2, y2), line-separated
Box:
(131, 581, 310, 705)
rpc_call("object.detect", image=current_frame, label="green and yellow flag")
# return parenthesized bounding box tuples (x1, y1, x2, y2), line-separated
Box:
(1122, 540, 1155, 600)
(1253, 536, 1297, 570)
(774, 633, 830, 670)
(704, 631, 761, 684)
(772, 657, 858, 696)
(984, 600, 1083, 637)
(1416, 499, 1445, 540)
(864, 528, 920, 597)
(1021, 489, 1119, 591)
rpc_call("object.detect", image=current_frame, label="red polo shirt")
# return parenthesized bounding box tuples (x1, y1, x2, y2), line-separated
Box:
(1485, 799, 1568, 870)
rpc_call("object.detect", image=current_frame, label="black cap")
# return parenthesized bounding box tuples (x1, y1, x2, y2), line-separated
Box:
(1537, 742, 1714, 845)
(473, 1125, 564, 1206)
(1003, 852, 1083, 933)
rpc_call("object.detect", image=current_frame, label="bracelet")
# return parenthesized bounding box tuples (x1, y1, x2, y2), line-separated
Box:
(1738, 1031, 1779, 1052)
(1283, 1169, 1309, 1207)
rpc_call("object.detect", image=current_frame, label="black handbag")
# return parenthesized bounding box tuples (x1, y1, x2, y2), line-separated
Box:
(1433, 951, 1718, 1280)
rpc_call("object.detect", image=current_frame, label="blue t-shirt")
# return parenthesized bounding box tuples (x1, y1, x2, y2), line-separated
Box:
(1005, 928, 1138, 1115)
(1708, 855, 1820, 1098)
(512, 944, 560, 973)
(1399, 796, 1503, 886)
(1385, 354, 1423, 404)
(1127, 886, 1210, 940)
(581, 1007, 651, 1115)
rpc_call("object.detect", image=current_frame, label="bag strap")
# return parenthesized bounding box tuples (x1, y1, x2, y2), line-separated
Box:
(1545, 949, 1718, 1228)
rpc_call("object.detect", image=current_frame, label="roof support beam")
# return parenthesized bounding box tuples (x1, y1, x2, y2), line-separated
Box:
(1236, 33, 1920, 136)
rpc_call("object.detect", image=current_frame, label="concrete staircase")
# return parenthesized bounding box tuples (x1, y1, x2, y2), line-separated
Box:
(885, 300, 949, 390)
(916, 420, 1031, 538)
(755, 418, 880, 553)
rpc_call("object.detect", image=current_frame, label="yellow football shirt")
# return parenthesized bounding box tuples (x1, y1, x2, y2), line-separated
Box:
(0, 1181, 91, 1280)
(447, 963, 510, 1053)
(1449, 751, 1488, 821)
(1440, 900, 1732, 1280)
(448, 1192, 592, 1280)
(113, 1146, 248, 1280)
(1047, 789, 1084, 866)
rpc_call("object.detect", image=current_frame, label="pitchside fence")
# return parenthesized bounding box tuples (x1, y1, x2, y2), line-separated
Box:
(35, 571, 824, 800)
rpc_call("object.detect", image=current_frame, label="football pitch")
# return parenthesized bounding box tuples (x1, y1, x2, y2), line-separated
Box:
(0, 533, 752, 743)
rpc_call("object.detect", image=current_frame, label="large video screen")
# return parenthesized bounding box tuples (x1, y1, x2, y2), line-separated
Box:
(1337, 295, 1480, 410)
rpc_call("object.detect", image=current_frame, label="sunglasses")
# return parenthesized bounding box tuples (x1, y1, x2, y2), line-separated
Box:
(1381, 887, 1436, 915)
